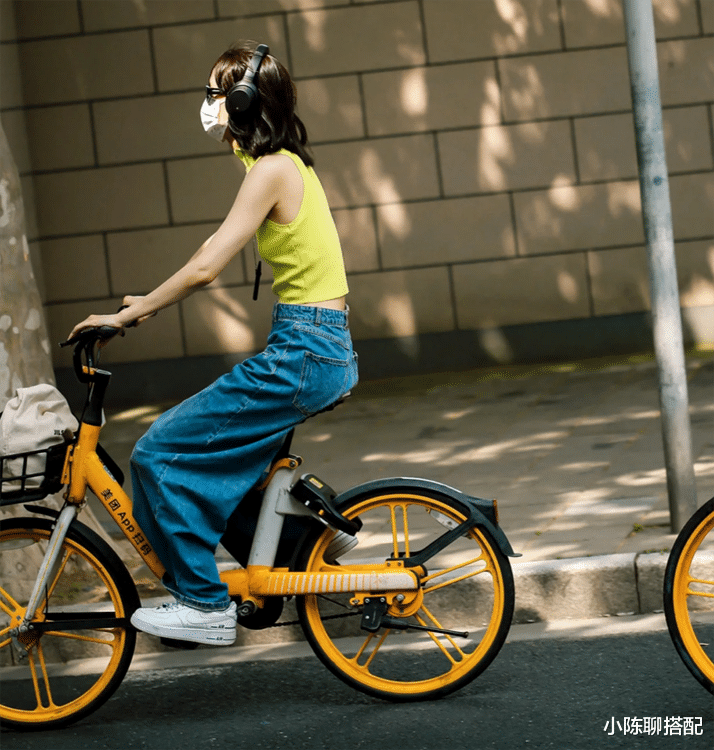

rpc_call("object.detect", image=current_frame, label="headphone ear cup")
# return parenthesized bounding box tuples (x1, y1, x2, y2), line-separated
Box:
(226, 81, 257, 120)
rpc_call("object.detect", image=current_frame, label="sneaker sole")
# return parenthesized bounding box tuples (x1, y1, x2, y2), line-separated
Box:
(131, 614, 236, 646)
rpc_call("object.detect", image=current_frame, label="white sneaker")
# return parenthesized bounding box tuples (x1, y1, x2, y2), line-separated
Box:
(131, 600, 237, 646)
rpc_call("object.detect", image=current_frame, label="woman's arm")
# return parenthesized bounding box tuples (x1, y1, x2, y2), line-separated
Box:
(68, 157, 286, 340)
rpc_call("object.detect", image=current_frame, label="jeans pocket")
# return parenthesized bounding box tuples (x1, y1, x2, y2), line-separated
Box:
(294, 352, 351, 416)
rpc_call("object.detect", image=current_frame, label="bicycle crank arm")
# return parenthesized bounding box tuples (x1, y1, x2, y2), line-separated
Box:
(360, 596, 468, 638)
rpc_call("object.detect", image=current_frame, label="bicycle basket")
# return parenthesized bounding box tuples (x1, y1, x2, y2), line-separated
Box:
(0, 443, 67, 505)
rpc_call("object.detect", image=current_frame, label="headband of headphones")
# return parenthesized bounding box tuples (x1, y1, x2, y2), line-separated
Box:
(225, 44, 269, 121)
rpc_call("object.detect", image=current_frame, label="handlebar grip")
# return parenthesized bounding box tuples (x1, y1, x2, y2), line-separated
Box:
(60, 325, 122, 348)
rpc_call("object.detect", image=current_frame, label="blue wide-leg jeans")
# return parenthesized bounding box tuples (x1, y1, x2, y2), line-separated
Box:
(130, 303, 358, 611)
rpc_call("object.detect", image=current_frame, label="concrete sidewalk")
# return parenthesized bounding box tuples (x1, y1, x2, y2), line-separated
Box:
(96, 352, 713, 643)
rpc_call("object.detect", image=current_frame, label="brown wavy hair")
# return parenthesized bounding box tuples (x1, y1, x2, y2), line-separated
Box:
(212, 43, 314, 167)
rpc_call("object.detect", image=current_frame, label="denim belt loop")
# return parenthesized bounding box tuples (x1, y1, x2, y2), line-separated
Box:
(315, 307, 322, 326)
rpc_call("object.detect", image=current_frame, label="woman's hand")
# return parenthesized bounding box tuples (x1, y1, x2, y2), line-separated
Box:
(68, 313, 125, 345)
(67, 296, 157, 345)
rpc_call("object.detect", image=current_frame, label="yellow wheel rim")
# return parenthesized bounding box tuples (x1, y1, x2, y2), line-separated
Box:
(669, 510, 714, 686)
(301, 492, 511, 698)
(0, 526, 130, 726)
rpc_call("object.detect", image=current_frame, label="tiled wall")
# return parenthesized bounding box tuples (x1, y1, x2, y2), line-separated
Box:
(2, 0, 713, 374)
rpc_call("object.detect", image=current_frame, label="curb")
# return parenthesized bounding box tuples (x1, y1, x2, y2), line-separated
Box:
(511, 552, 669, 623)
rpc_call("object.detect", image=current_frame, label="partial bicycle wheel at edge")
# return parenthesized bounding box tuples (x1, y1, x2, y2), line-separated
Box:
(664, 496, 714, 694)
(0, 517, 140, 729)
(296, 487, 514, 701)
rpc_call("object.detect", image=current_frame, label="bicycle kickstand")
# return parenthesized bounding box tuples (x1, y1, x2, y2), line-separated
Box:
(360, 597, 469, 639)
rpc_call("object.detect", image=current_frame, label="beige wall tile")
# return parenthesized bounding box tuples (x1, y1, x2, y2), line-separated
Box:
(514, 181, 645, 254)
(81, 0, 215, 31)
(153, 18, 288, 93)
(40, 235, 109, 302)
(182, 284, 275, 356)
(453, 254, 591, 329)
(333, 207, 379, 273)
(313, 135, 440, 209)
(588, 246, 650, 316)
(703, 0, 714, 32)
(658, 38, 714, 107)
(0, 0, 16, 42)
(499, 48, 631, 121)
(670, 172, 714, 239)
(348, 267, 455, 341)
(18, 31, 154, 106)
(219, 0, 349, 13)
(439, 120, 576, 195)
(363, 61, 500, 137)
(32, 164, 169, 236)
(676, 240, 714, 308)
(1, 109, 32, 174)
(94, 93, 211, 164)
(562, 0, 700, 49)
(423, 0, 561, 61)
(107, 224, 238, 298)
(14, 0, 81, 38)
(47, 299, 184, 368)
(296, 76, 365, 143)
(0, 40, 24, 108)
(588, 239, 714, 316)
(23, 105, 95, 171)
(377, 194, 516, 268)
(287, 3, 425, 78)
(166, 154, 245, 224)
(575, 106, 714, 182)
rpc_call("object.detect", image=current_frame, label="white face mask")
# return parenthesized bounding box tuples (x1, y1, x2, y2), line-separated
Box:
(200, 98, 227, 142)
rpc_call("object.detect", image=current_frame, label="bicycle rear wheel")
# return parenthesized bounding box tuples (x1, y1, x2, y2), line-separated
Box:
(296, 486, 514, 701)
(663, 496, 714, 694)
(0, 516, 139, 729)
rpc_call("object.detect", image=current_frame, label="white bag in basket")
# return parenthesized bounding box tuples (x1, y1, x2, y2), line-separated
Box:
(1, 384, 78, 489)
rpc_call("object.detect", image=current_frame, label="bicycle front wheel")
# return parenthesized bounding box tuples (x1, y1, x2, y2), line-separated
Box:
(664, 496, 714, 694)
(0, 517, 139, 729)
(296, 486, 514, 701)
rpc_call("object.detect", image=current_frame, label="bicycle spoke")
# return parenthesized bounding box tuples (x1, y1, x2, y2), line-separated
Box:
(416, 605, 468, 664)
(422, 555, 490, 594)
(687, 577, 714, 599)
(0, 586, 21, 618)
(353, 630, 390, 670)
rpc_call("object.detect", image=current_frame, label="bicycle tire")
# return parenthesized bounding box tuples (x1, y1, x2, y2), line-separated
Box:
(296, 486, 514, 701)
(0, 516, 140, 729)
(663, 495, 714, 694)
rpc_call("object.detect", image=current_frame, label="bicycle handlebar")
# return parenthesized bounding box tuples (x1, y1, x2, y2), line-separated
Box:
(59, 306, 138, 383)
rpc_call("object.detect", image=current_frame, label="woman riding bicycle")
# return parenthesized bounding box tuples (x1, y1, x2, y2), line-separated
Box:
(69, 43, 358, 646)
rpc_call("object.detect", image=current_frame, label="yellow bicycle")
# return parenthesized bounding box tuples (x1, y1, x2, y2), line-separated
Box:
(1, 327, 517, 729)
(664, 495, 714, 694)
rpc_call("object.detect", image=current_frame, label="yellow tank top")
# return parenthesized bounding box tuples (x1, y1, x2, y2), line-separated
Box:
(235, 149, 348, 304)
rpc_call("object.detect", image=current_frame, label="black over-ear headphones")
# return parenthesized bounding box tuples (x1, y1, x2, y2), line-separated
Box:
(225, 44, 269, 121)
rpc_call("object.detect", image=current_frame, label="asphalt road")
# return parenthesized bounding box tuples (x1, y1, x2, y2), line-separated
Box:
(3, 618, 713, 750)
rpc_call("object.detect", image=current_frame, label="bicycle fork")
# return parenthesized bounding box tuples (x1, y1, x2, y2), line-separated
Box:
(11, 504, 78, 654)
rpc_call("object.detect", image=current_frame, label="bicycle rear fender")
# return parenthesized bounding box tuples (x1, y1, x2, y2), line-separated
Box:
(333, 477, 520, 558)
